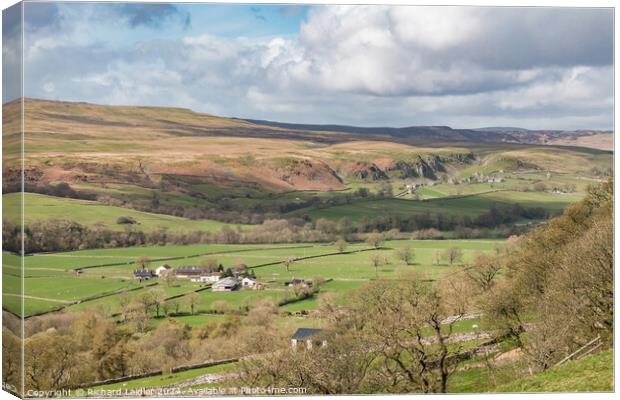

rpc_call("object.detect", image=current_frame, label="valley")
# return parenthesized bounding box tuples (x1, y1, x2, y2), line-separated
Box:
(2, 98, 613, 395)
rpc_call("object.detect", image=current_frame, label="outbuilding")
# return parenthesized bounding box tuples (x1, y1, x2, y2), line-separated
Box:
(212, 277, 240, 292)
(291, 328, 326, 350)
(155, 264, 172, 277)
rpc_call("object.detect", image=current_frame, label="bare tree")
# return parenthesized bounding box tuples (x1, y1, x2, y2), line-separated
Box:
(434, 249, 442, 266)
(198, 259, 219, 273)
(370, 254, 382, 277)
(283, 256, 296, 273)
(151, 289, 166, 318)
(365, 232, 385, 249)
(135, 256, 151, 270)
(350, 276, 466, 393)
(442, 247, 464, 266)
(162, 269, 177, 287)
(395, 245, 415, 265)
(185, 293, 201, 315)
(335, 239, 347, 253)
(465, 253, 502, 292)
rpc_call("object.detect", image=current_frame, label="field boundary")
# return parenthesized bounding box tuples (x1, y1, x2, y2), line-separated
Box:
(22, 282, 159, 320)
(249, 247, 378, 270)
(77, 358, 239, 390)
(69, 244, 319, 272)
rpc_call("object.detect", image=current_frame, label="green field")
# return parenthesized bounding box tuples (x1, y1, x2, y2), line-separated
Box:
(4, 239, 502, 318)
(4, 193, 243, 233)
(86, 362, 237, 393)
(449, 350, 613, 393)
(494, 350, 613, 392)
(293, 190, 581, 222)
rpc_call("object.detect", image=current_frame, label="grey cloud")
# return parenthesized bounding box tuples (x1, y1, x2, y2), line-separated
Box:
(19, 5, 614, 130)
(441, 8, 613, 70)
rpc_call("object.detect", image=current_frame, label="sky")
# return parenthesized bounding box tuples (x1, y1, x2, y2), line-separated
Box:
(2, 2, 614, 130)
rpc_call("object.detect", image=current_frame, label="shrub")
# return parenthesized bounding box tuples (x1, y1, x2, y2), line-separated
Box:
(116, 216, 137, 225)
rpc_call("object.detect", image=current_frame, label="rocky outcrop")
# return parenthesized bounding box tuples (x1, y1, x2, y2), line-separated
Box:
(348, 153, 476, 181)
(275, 159, 343, 188)
(347, 162, 389, 181)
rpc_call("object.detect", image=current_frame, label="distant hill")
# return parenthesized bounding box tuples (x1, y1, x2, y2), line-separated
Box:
(474, 126, 530, 132)
(241, 117, 612, 150)
(240, 118, 514, 143)
(3, 98, 611, 150)
(2, 98, 612, 228)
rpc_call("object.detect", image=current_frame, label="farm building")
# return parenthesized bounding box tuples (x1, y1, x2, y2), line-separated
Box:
(405, 182, 422, 194)
(155, 264, 172, 277)
(291, 328, 326, 350)
(191, 273, 221, 283)
(241, 277, 262, 289)
(175, 266, 207, 279)
(133, 269, 155, 280)
(212, 277, 240, 292)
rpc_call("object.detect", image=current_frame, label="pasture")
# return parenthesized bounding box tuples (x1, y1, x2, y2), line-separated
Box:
(294, 190, 581, 222)
(5, 239, 502, 318)
(3, 193, 243, 233)
(85, 362, 238, 393)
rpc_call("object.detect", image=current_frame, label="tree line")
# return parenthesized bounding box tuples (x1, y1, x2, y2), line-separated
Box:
(3, 297, 288, 393)
(4, 203, 546, 254)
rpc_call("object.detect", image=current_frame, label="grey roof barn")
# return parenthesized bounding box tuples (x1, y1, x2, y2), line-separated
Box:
(291, 328, 326, 350)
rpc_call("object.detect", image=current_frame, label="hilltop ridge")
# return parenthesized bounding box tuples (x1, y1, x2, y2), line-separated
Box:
(3, 98, 613, 150)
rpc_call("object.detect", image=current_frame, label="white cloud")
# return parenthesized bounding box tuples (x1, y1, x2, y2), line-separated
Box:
(18, 5, 614, 130)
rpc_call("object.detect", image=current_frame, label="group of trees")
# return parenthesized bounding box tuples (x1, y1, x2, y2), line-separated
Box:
(481, 179, 613, 370)
(115, 289, 202, 333)
(436, 247, 464, 266)
(237, 273, 472, 393)
(3, 197, 547, 253)
(4, 297, 288, 393)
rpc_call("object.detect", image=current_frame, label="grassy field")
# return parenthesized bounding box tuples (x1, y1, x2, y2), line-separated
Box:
(495, 350, 613, 392)
(4, 193, 242, 233)
(449, 350, 613, 393)
(85, 362, 237, 393)
(5, 239, 501, 318)
(3, 178, 591, 235)
(293, 190, 581, 222)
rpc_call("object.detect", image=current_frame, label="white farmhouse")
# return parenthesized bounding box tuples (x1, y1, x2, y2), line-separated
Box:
(155, 265, 172, 277)
(191, 273, 221, 283)
(241, 277, 258, 288)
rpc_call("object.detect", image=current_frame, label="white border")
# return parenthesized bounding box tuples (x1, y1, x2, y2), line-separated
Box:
(0, 2, 616, 400)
